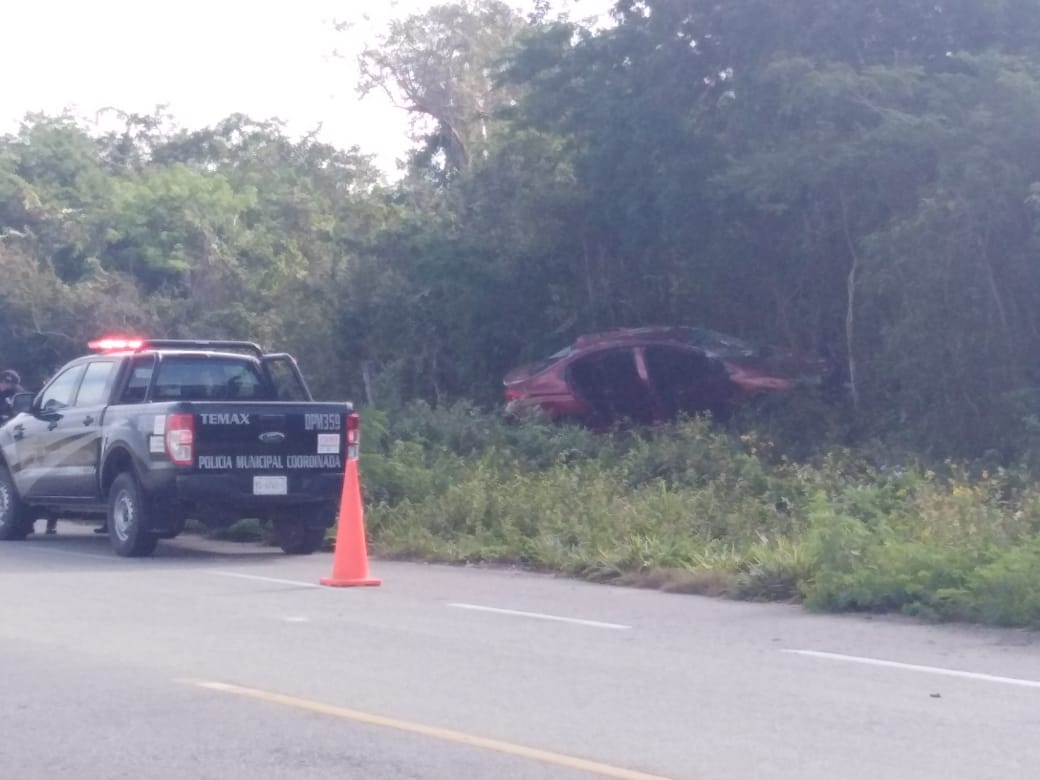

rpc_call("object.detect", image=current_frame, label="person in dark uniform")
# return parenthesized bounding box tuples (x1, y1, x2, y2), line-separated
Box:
(0, 369, 25, 422)
(0, 370, 54, 534)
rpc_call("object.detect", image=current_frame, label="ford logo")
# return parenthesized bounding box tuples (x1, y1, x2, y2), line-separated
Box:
(258, 431, 286, 444)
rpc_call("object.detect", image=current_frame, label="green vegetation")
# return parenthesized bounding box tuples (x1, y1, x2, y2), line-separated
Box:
(5, 1, 1040, 625)
(358, 402, 1040, 627)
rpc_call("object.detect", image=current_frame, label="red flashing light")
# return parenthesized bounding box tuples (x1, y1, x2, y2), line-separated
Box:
(88, 336, 145, 352)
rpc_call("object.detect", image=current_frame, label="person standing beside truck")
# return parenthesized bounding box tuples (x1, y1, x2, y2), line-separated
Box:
(0, 369, 54, 534)
(0, 369, 25, 423)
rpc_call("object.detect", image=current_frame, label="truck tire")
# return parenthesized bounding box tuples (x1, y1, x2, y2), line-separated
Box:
(108, 472, 159, 557)
(273, 517, 327, 555)
(0, 467, 33, 541)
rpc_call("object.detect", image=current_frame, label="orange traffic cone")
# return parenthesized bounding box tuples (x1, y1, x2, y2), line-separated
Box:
(320, 458, 381, 587)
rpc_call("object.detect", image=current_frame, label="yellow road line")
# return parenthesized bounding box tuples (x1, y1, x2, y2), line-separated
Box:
(183, 679, 675, 780)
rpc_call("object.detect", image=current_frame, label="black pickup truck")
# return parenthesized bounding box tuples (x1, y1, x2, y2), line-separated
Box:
(0, 338, 356, 557)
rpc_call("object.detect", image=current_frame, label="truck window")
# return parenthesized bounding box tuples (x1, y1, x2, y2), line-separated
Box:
(75, 361, 117, 407)
(39, 364, 87, 412)
(263, 356, 311, 402)
(153, 357, 275, 401)
(117, 357, 156, 405)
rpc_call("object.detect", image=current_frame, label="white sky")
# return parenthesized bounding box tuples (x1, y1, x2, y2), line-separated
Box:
(1, 0, 613, 179)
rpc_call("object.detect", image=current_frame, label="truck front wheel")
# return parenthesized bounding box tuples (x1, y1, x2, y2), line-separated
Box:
(0, 467, 33, 541)
(108, 473, 159, 557)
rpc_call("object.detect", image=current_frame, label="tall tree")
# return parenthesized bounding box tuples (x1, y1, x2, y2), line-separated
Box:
(354, 0, 529, 178)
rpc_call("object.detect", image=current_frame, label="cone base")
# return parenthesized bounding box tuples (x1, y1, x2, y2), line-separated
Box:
(320, 577, 382, 588)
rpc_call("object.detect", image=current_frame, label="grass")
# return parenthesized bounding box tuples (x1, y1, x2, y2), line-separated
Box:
(344, 400, 1040, 629)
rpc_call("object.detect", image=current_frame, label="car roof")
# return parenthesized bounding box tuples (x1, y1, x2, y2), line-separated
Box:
(572, 326, 686, 347)
(561, 326, 764, 363)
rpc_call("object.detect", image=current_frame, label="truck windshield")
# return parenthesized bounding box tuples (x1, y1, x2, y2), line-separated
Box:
(152, 357, 275, 401)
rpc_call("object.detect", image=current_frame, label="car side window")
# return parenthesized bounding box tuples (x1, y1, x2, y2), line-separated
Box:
(74, 361, 117, 407)
(38, 365, 87, 413)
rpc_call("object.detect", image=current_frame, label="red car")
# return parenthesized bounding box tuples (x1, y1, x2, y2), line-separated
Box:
(502, 326, 830, 428)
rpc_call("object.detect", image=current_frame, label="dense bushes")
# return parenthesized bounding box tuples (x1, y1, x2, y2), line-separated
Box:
(358, 402, 1040, 627)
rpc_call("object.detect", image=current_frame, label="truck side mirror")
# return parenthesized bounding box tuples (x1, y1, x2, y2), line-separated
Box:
(11, 392, 34, 416)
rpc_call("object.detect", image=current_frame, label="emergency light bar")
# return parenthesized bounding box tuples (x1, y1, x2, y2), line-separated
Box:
(88, 337, 145, 351)
(87, 336, 264, 356)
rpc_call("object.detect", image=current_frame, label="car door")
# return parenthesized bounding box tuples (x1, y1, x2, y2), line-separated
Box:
(566, 347, 656, 426)
(53, 359, 119, 499)
(641, 344, 736, 420)
(15, 363, 87, 499)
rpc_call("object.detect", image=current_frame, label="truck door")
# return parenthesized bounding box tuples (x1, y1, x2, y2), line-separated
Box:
(15, 363, 87, 499)
(52, 359, 119, 499)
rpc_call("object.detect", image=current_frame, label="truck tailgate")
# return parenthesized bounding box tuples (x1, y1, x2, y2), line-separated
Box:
(187, 402, 351, 475)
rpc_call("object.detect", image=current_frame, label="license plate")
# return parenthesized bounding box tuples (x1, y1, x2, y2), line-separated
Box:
(253, 475, 288, 495)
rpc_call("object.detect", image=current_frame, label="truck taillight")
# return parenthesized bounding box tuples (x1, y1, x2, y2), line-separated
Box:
(345, 412, 360, 458)
(165, 413, 195, 466)
(505, 387, 525, 402)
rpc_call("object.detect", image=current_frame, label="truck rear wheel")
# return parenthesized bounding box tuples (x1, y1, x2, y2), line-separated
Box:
(0, 467, 32, 541)
(273, 517, 328, 555)
(108, 472, 159, 557)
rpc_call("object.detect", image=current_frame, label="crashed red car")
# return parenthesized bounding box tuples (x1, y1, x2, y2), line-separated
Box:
(502, 326, 830, 428)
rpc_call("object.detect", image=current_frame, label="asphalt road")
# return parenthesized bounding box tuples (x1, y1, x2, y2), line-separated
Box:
(2, 527, 1039, 779)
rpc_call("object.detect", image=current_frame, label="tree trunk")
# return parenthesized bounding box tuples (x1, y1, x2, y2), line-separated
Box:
(840, 192, 861, 411)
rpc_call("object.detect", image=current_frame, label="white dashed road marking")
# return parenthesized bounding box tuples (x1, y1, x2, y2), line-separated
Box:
(447, 602, 631, 630)
(783, 649, 1040, 689)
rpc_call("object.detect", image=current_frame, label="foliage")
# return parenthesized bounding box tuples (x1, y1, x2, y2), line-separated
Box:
(359, 404, 1040, 627)
(0, 111, 382, 396)
(500, 0, 1040, 455)
(356, 0, 529, 179)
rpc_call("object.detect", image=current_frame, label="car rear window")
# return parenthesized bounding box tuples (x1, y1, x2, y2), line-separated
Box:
(153, 357, 275, 401)
(681, 328, 759, 359)
(526, 346, 575, 376)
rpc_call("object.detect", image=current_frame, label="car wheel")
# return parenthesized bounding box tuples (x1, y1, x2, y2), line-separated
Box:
(273, 516, 328, 555)
(0, 467, 32, 541)
(108, 472, 159, 557)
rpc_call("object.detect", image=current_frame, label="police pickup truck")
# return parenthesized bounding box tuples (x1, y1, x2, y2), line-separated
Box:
(0, 337, 357, 557)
